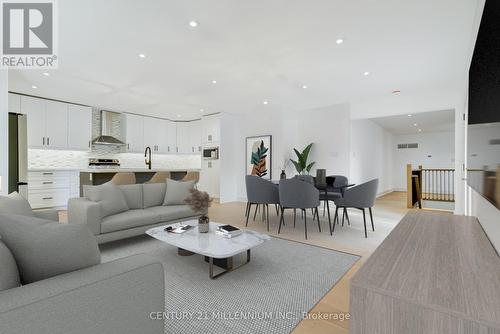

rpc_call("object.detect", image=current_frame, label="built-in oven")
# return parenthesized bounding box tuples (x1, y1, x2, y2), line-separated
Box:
(203, 147, 219, 160)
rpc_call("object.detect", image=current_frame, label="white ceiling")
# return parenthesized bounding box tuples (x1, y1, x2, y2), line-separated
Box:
(371, 109, 455, 135)
(8, 0, 480, 120)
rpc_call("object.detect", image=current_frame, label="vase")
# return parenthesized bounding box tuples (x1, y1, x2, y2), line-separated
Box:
(280, 170, 286, 179)
(198, 215, 210, 233)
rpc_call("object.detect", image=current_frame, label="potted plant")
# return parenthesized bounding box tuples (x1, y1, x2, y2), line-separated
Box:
(290, 143, 315, 175)
(184, 189, 213, 233)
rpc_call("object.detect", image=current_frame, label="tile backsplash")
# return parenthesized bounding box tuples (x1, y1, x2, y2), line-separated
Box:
(28, 149, 201, 170)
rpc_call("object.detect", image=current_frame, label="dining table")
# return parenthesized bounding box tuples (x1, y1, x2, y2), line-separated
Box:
(263, 178, 355, 221)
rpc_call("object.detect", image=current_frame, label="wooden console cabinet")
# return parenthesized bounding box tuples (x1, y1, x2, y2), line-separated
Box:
(350, 210, 500, 333)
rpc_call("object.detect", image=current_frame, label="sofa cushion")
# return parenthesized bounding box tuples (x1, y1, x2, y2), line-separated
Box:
(84, 184, 129, 217)
(101, 209, 159, 234)
(143, 183, 166, 208)
(0, 239, 20, 291)
(149, 205, 198, 222)
(163, 179, 195, 206)
(0, 192, 34, 217)
(0, 214, 100, 284)
(118, 184, 143, 209)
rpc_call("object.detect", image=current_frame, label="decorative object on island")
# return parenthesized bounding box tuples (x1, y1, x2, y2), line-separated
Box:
(184, 188, 213, 233)
(290, 143, 315, 175)
(246, 135, 272, 180)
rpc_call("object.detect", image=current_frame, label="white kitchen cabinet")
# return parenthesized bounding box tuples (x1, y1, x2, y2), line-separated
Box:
(143, 117, 171, 154)
(67, 104, 92, 150)
(176, 122, 192, 154)
(27, 170, 77, 209)
(143, 116, 158, 151)
(125, 113, 144, 153)
(202, 114, 220, 144)
(21, 96, 47, 148)
(8, 93, 21, 113)
(44, 100, 68, 149)
(190, 120, 202, 154)
(165, 120, 177, 154)
(156, 119, 170, 154)
(198, 159, 220, 198)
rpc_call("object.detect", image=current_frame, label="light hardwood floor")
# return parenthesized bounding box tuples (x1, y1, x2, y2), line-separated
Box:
(60, 191, 412, 333)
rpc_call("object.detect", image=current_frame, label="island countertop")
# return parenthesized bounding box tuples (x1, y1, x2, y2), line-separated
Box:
(80, 168, 200, 173)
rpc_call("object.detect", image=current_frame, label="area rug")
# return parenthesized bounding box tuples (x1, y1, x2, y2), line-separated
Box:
(100, 235, 359, 334)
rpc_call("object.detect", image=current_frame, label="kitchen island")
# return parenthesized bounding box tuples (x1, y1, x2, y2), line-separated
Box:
(80, 169, 199, 194)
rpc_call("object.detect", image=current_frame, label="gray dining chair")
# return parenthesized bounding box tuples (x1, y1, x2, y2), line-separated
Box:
(245, 175, 280, 231)
(323, 175, 350, 224)
(294, 175, 318, 219)
(332, 179, 379, 238)
(278, 178, 321, 240)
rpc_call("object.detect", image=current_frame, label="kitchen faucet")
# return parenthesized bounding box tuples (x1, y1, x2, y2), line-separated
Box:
(144, 146, 152, 170)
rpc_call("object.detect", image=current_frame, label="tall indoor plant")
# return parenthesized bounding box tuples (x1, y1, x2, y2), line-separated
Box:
(290, 143, 315, 175)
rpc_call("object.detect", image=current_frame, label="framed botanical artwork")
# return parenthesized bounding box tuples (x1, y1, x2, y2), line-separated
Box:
(246, 135, 272, 180)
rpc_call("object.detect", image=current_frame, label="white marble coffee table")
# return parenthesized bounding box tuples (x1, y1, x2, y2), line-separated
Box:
(146, 220, 269, 279)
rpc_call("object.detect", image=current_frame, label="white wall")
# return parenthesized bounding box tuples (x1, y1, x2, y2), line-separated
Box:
(469, 187, 500, 254)
(392, 131, 455, 191)
(350, 119, 393, 195)
(235, 109, 300, 201)
(0, 70, 8, 195)
(296, 104, 351, 177)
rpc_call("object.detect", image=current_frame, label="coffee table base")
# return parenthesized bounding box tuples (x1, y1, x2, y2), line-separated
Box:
(205, 249, 251, 279)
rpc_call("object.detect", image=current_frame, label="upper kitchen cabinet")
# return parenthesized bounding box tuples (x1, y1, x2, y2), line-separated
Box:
(165, 120, 177, 154)
(44, 100, 69, 149)
(67, 105, 92, 150)
(176, 120, 202, 154)
(22, 95, 46, 148)
(8, 93, 21, 113)
(202, 114, 220, 144)
(176, 122, 191, 154)
(190, 120, 202, 154)
(143, 116, 170, 154)
(125, 113, 144, 153)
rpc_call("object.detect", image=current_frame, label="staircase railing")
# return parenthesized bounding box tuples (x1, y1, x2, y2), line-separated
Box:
(406, 164, 455, 208)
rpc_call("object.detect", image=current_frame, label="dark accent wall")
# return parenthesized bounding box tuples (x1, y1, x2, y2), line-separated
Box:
(469, 0, 500, 125)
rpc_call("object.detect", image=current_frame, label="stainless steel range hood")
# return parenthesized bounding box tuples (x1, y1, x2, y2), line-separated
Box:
(92, 110, 126, 146)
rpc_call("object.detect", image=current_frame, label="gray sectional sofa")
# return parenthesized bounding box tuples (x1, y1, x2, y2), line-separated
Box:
(69, 181, 201, 244)
(0, 210, 165, 334)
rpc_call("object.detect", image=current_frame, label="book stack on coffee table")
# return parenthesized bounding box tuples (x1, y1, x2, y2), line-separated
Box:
(215, 225, 242, 238)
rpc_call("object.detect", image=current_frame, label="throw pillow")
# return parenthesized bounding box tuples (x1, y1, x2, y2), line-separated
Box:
(163, 179, 195, 206)
(118, 184, 143, 209)
(0, 239, 20, 291)
(84, 184, 129, 217)
(0, 214, 101, 284)
(143, 183, 167, 208)
(0, 192, 34, 217)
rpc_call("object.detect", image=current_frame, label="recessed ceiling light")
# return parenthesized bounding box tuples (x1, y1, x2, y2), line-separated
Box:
(189, 21, 198, 27)
(263, 101, 269, 105)
(199, 108, 204, 112)
(413, 123, 418, 127)
(138, 53, 146, 58)
(211, 80, 217, 84)
(418, 129, 422, 132)
(42, 72, 50, 76)
(31, 85, 37, 89)
(407, 114, 412, 117)
(302, 85, 308, 89)
(363, 71, 370, 76)
(392, 90, 401, 95)
(336, 39, 344, 44)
